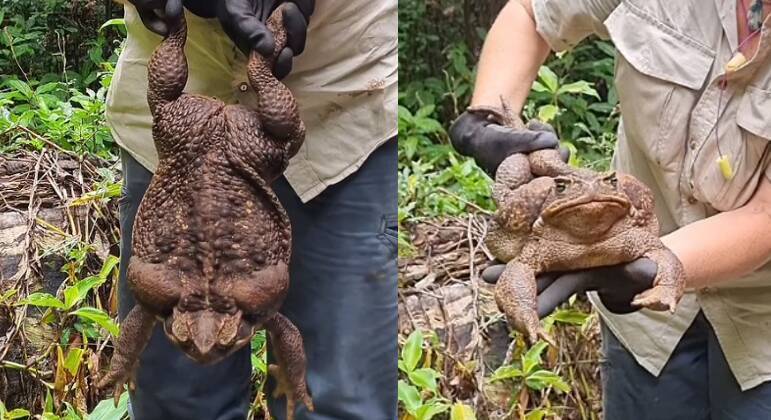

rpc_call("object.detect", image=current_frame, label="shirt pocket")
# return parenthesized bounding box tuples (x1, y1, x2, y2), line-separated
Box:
(605, 3, 715, 170)
(690, 85, 771, 211)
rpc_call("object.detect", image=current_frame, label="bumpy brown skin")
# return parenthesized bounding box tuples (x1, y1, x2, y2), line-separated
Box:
(97, 5, 313, 417)
(474, 105, 685, 346)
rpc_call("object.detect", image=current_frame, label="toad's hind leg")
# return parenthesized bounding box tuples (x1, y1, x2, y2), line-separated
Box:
(495, 261, 555, 347)
(147, 14, 188, 116)
(487, 177, 553, 259)
(126, 257, 182, 315)
(97, 305, 155, 405)
(266, 313, 313, 420)
(492, 154, 534, 204)
(631, 247, 685, 312)
(246, 5, 305, 159)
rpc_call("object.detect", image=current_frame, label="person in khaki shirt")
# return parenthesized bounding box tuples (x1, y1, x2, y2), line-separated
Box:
(451, 0, 771, 417)
(108, 1, 397, 419)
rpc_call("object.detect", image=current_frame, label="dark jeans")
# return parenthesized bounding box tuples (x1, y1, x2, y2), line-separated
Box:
(601, 311, 771, 420)
(118, 138, 398, 420)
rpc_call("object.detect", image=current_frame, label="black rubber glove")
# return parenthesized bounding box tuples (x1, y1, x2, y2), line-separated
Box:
(449, 111, 563, 176)
(481, 259, 657, 317)
(217, 0, 314, 79)
(127, 0, 184, 36)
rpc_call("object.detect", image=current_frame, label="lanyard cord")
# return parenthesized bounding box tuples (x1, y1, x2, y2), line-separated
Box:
(714, 0, 764, 162)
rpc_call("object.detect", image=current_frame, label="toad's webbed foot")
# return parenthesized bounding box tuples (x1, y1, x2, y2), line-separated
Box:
(266, 313, 313, 420)
(97, 305, 156, 405)
(632, 284, 680, 312)
(631, 248, 685, 313)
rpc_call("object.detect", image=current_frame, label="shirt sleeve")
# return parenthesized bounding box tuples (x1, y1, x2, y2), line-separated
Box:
(532, 0, 622, 51)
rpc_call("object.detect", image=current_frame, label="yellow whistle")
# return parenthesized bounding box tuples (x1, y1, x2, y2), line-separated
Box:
(717, 155, 734, 180)
(726, 52, 747, 73)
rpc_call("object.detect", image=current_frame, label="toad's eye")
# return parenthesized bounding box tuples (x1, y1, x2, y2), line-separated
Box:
(604, 173, 618, 188)
(554, 179, 570, 193)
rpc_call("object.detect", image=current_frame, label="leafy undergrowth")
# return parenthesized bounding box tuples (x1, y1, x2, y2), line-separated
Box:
(397, 217, 602, 420)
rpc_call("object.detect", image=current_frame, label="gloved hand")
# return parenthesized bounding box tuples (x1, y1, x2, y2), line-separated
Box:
(127, 0, 184, 36)
(449, 110, 564, 176)
(217, 0, 314, 79)
(481, 259, 657, 317)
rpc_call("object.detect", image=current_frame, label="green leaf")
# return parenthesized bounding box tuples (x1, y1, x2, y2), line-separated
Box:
(552, 308, 590, 325)
(525, 369, 571, 393)
(537, 105, 559, 123)
(35, 82, 61, 95)
(63, 347, 84, 376)
(397, 380, 422, 415)
(595, 40, 617, 57)
(16, 292, 65, 309)
(64, 255, 119, 309)
(531, 81, 549, 93)
(88, 392, 129, 420)
(415, 104, 436, 118)
(415, 402, 450, 420)
(522, 341, 548, 374)
(490, 365, 524, 381)
(414, 117, 445, 135)
(95, 255, 120, 280)
(69, 307, 119, 337)
(408, 368, 440, 392)
(5, 408, 31, 419)
(45, 389, 55, 413)
(537, 66, 559, 93)
(62, 402, 84, 420)
(560, 141, 581, 167)
(5, 79, 34, 99)
(450, 402, 476, 420)
(99, 18, 126, 32)
(401, 329, 423, 373)
(557, 81, 600, 99)
(0, 288, 18, 304)
(525, 408, 547, 420)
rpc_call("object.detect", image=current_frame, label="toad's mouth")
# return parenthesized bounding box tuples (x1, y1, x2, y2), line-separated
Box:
(163, 307, 256, 365)
(546, 196, 630, 218)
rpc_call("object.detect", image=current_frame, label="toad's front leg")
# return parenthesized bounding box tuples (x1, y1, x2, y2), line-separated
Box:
(265, 313, 313, 420)
(495, 260, 555, 347)
(97, 304, 156, 404)
(631, 247, 685, 312)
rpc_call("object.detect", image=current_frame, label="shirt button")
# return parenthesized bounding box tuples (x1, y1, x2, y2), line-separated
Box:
(238, 82, 249, 92)
(689, 141, 698, 150)
(687, 196, 698, 204)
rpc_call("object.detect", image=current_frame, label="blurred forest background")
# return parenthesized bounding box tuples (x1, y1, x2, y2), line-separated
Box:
(0, 0, 621, 419)
(397, 1, 622, 419)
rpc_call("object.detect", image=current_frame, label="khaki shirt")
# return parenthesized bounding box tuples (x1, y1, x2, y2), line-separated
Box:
(106, 2, 397, 202)
(533, 0, 771, 390)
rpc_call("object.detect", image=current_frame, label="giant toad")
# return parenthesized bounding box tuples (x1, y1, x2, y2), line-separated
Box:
(474, 102, 685, 345)
(97, 5, 313, 417)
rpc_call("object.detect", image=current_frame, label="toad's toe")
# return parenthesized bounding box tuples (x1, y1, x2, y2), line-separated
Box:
(632, 285, 679, 313)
